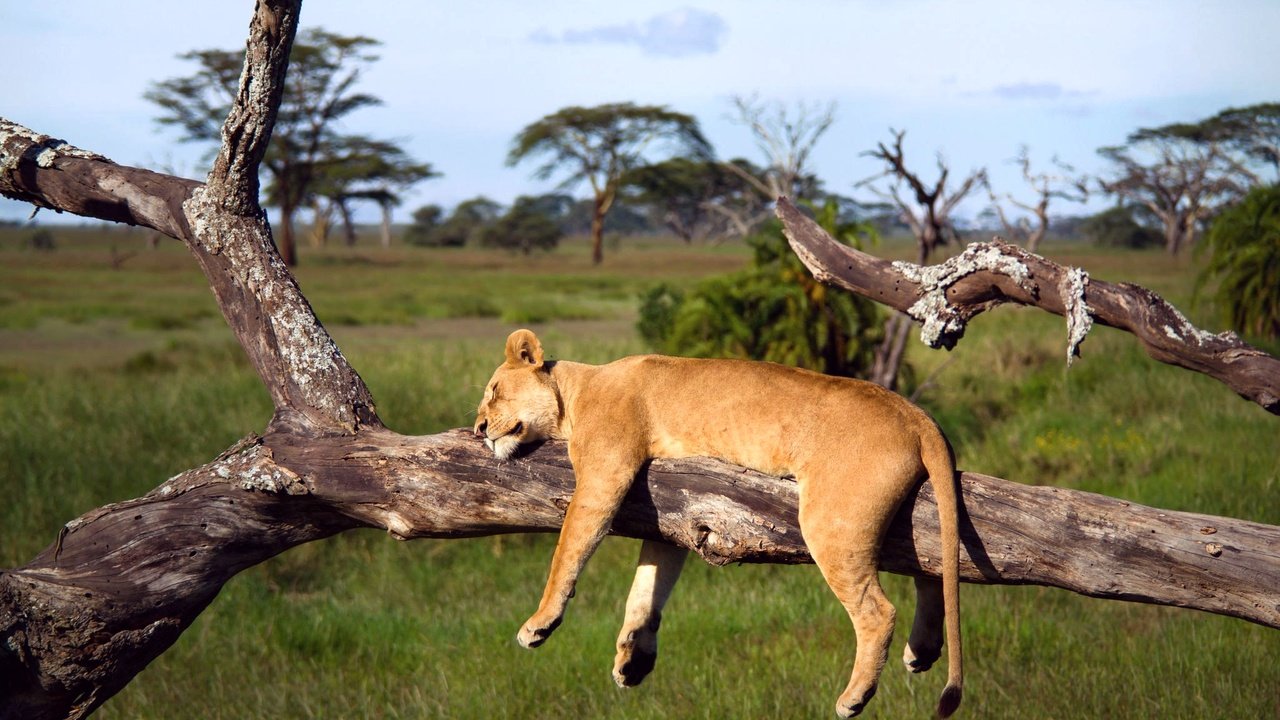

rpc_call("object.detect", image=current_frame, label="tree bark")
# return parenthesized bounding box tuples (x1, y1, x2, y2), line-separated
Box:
(589, 193, 607, 265)
(2, 3, 1279, 717)
(776, 197, 1280, 414)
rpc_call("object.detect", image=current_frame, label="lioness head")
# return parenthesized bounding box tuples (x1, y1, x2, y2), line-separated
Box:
(474, 329, 561, 460)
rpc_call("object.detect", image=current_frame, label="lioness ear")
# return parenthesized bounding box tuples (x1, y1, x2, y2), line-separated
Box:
(504, 329, 544, 368)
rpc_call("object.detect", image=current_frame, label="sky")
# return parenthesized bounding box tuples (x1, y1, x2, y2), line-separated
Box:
(3, 0, 1278, 226)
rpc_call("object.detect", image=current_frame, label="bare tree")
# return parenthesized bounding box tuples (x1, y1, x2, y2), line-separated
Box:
(859, 129, 987, 389)
(710, 96, 836, 237)
(1097, 125, 1253, 255)
(984, 146, 1088, 253)
(2, 5, 1279, 718)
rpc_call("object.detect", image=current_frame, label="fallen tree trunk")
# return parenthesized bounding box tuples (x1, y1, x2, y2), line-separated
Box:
(2, 2, 1277, 718)
(5, 427, 1278, 719)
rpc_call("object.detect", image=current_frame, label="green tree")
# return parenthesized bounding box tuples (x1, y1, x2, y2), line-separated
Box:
(146, 29, 431, 265)
(507, 102, 710, 264)
(413, 196, 502, 248)
(1197, 185, 1280, 339)
(639, 199, 883, 378)
(403, 204, 444, 246)
(1173, 103, 1280, 181)
(621, 156, 761, 242)
(476, 196, 563, 255)
(1079, 206, 1163, 249)
(1098, 120, 1255, 255)
(310, 135, 436, 248)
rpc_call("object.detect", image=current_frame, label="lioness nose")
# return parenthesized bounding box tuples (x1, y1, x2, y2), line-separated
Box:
(474, 420, 487, 438)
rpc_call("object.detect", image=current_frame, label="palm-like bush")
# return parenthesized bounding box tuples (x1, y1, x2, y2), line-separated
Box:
(1198, 185, 1280, 339)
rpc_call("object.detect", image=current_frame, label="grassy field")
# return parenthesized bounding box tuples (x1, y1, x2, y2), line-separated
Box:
(1, 225, 1277, 719)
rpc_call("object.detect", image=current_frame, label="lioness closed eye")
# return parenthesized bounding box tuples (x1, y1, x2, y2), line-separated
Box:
(474, 329, 964, 718)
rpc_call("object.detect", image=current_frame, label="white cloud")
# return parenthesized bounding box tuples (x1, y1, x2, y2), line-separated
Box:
(530, 7, 728, 58)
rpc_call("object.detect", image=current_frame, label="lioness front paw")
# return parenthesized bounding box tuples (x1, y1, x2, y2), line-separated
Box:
(516, 617, 560, 649)
(836, 684, 877, 718)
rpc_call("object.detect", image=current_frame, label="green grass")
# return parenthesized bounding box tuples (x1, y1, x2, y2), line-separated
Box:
(1, 228, 1277, 719)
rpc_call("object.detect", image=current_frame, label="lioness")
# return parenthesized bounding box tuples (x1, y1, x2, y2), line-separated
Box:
(474, 329, 964, 718)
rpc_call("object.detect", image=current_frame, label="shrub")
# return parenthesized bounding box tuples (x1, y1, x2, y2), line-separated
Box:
(638, 200, 882, 378)
(1197, 184, 1280, 339)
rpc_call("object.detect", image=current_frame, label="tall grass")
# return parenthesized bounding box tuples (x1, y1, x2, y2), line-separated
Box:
(1, 231, 1277, 718)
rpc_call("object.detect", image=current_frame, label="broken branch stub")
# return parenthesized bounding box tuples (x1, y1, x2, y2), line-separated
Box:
(776, 196, 1280, 414)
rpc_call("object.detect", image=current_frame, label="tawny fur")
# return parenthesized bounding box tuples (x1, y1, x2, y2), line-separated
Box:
(474, 329, 964, 718)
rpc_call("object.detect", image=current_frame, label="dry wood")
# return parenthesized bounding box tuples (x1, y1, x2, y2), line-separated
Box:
(4, 429, 1278, 719)
(777, 196, 1280, 414)
(2, 1, 1278, 718)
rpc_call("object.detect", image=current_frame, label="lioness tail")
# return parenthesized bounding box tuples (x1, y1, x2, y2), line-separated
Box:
(923, 430, 963, 719)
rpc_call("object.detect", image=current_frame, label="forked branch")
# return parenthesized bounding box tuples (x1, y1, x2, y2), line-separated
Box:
(777, 196, 1280, 414)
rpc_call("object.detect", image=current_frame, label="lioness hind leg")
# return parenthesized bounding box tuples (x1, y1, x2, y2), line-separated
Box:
(806, 535, 897, 719)
(904, 575, 945, 673)
(612, 540, 688, 687)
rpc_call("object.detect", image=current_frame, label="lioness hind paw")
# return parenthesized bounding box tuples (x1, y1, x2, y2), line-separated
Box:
(612, 649, 657, 688)
(903, 645, 941, 674)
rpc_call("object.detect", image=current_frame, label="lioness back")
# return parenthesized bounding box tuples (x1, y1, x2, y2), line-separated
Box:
(583, 355, 937, 480)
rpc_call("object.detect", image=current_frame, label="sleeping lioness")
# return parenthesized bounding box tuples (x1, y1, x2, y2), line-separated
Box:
(474, 329, 964, 718)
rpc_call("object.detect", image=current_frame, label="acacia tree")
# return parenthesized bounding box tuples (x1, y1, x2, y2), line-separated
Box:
(2, 3, 1280, 717)
(860, 129, 987, 389)
(984, 146, 1088, 253)
(1097, 122, 1254, 256)
(620, 157, 758, 242)
(1181, 102, 1280, 182)
(146, 28, 426, 264)
(508, 102, 710, 264)
(312, 135, 437, 247)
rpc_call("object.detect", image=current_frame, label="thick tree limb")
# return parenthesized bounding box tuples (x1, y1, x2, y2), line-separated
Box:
(4, 428, 1277, 719)
(777, 196, 1280, 414)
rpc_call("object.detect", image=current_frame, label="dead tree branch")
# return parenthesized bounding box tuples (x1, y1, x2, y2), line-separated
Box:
(4, 428, 1278, 719)
(777, 196, 1280, 414)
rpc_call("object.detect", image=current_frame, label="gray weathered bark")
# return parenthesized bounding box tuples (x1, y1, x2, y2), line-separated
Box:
(777, 197, 1280, 414)
(1, 2, 1278, 718)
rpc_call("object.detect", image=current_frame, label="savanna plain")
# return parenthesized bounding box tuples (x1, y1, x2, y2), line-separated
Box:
(1, 226, 1277, 719)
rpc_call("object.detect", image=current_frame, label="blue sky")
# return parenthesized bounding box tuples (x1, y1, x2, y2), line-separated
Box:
(3, 0, 1277, 225)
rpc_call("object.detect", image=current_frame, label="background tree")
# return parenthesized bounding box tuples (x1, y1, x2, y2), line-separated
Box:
(475, 195, 564, 255)
(1197, 184, 1280, 339)
(860, 129, 987, 389)
(1079, 205, 1164, 249)
(712, 96, 835, 237)
(1097, 121, 1254, 256)
(147, 28, 430, 265)
(561, 196, 654, 237)
(1180, 102, 1280, 182)
(310, 135, 436, 248)
(620, 157, 755, 242)
(639, 199, 882, 377)
(507, 102, 711, 264)
(402, 204, 444, 246)
(410, 196, 503, 248)
(984, 146, 1088, 253)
